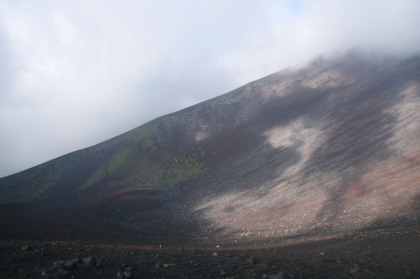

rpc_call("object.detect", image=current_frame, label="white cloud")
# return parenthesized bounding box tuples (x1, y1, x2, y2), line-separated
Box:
(0, 0, 419, 176)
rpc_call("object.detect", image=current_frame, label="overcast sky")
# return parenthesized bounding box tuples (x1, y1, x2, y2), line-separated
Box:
(0, 0, 419, 177)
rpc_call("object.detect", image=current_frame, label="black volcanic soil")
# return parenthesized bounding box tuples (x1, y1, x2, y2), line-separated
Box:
(1, 226, 419, 279)
(1, 53, 419, 278)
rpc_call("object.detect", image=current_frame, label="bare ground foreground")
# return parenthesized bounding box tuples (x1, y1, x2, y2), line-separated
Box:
(0, 224, 419, 279)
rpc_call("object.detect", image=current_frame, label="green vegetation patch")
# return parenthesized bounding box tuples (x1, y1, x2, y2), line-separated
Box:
(77, 163, 106, 191)
(107, 148, 133, 173)
(160, 153, 206, 187)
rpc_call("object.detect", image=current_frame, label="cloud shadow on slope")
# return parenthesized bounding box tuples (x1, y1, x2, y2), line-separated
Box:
(175, 54, 420, 236)
(300, 56, 420, 230)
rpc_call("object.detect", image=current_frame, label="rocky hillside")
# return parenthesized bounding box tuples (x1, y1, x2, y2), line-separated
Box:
(1, 52, 419, 240)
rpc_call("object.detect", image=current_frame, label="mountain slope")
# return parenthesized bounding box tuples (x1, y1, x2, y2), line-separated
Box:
(1, 52, 419, 240)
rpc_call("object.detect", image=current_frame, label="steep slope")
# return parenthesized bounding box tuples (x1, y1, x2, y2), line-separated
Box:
(1, 52, 419, 240)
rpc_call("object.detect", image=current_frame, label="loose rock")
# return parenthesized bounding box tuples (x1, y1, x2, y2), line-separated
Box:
(21, 245, 32, 251)
(83, 256, 96, 266)
(64, 258, 80, 269)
